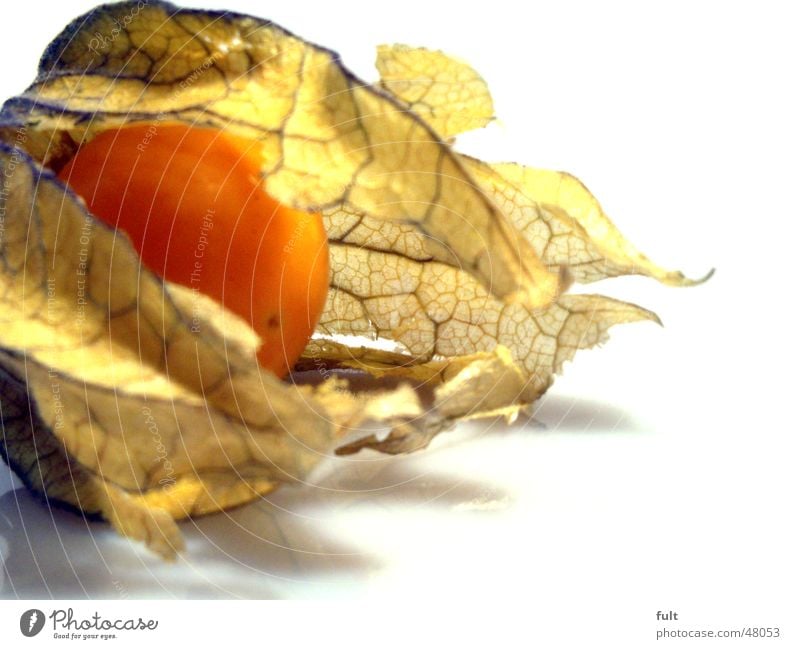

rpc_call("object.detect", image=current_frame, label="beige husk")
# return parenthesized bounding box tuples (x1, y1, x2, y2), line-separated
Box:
(0, 2, 701, 557)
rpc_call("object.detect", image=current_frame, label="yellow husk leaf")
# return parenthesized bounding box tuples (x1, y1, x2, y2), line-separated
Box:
(376, 44, 495, 139)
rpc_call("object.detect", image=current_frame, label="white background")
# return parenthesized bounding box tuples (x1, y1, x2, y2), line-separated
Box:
(1, 0, 798, 647)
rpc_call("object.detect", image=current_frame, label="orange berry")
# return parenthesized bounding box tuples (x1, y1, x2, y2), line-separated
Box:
(58, 123, 329, 377)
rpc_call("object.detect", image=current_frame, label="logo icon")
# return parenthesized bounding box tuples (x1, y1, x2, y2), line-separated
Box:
(20, 609, 45, 637)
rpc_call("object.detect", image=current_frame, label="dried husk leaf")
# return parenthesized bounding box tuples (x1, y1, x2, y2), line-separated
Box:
(306, 49, 707, 452)
(376, 44, 495, 139)
(459, 158, 711, 286)
(311, 213, 659, 453)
